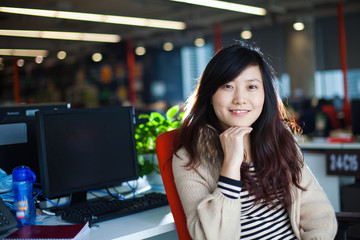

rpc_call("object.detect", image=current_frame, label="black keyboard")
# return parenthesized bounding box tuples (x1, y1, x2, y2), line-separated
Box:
(0, 197, 17, 234)
(59, 192, 168, 224)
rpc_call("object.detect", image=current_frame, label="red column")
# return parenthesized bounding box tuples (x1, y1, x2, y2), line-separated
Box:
(13, 59, 21, 104)
(213, 23, 222, 53)
(337, 2, 349, 104)
(126, 40, 137, 106)
(337, 2, 352, 127)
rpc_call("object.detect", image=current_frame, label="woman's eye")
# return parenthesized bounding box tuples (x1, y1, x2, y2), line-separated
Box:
(224, 84, 233, 89)
(249, 85, 257, 89)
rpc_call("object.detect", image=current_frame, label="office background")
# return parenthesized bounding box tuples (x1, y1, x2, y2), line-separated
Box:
(0, 0, 360, 110)
(1, 1, 360, 239)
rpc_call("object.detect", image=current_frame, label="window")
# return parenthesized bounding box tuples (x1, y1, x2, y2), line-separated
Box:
(314, 69, 360, 100)
(181, 44, 213, 100)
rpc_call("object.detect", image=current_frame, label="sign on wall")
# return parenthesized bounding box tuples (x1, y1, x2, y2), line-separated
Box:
(326, 149, 360, 177)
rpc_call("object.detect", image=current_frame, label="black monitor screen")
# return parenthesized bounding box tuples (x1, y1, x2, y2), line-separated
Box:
(36, 107, 139, 199)
(0, 103, 70, 178)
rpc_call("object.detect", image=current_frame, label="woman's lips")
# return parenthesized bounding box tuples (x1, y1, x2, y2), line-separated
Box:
(230, 109, 250, 115)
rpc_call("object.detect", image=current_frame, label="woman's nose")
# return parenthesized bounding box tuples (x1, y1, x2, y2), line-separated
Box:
(232, 88, 246, 105)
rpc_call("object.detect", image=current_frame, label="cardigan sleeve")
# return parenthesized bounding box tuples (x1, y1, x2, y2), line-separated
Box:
(297, 164, 338, 240)
(172, 148, 242, 240)
(218, 175, 242, 199)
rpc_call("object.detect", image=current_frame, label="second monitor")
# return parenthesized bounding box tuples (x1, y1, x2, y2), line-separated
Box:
(36, 107, 139, 203)
(0, 103, 70, 179)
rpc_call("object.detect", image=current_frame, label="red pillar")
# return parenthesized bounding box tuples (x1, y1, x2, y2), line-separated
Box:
(337, 2, 349, 104)
(126, 40, 137, 106)
(213, 23, 222, 53)
(13, 59, 21, 104)
(337, 2, 352, 127)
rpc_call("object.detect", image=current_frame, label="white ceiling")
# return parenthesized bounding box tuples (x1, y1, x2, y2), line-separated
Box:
(1, 0, 360, 60)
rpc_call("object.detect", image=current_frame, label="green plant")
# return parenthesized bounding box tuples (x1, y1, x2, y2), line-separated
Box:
(135, 105, 183, 177)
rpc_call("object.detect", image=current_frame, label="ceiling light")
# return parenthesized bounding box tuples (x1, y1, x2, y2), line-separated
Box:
(171, 0, 266, 16)
(241, 30, 252, 39)
(135, 47, 146, 56)
(0, 29, 121, 43)
(163, 42, 174, 51)
(0, 6, 186, 30)
(17, 59, 24, 67)
(293, 22, 305, 31)
(92, 53, 103, 62)
(35, 56, 43, 64)
(57, 51, 67, 60)
(0, 49, 48, 57)
(194, 38, 205, 47)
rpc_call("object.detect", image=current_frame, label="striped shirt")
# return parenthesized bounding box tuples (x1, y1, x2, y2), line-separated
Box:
(218, 166, 297, 240)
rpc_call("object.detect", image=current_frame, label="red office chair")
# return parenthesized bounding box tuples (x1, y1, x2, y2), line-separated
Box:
(156, 129, 192, 240)
(321, 104, 341, 130)
(341, 102, 352, 128)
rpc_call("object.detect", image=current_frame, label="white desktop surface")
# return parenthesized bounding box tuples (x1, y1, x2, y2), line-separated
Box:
(2, 205, 176, 240)
(301, 141, 360, 150)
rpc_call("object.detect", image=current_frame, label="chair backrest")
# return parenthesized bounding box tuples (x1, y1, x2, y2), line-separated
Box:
(335, 211, 360, 240)
(321, 104, 341, 129)
(156, 129, 192, 240)
(341, 102, 352, 127)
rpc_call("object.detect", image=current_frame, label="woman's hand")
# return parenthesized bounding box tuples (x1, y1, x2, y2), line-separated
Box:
(219, 126, 252, 180)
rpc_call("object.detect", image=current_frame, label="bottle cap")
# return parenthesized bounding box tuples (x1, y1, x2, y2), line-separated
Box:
(12, 166, 36, 182)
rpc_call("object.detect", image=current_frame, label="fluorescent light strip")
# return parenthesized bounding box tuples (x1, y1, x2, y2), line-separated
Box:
(0, 29, 121, 43)
(0, 49, 48, 57)
(170, 0, 266, 16)
(0, 6, 186, 30)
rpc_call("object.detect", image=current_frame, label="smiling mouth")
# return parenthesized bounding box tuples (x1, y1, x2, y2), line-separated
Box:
(230, 110, 250, 114)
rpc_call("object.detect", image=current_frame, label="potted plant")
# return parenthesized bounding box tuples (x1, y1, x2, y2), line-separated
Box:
(135, 105, 183, 183)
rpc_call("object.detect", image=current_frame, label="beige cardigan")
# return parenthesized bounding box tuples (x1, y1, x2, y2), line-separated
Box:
(173, 147, 338, 240)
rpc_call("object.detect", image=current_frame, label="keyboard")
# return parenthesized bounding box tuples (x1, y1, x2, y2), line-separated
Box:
(59, 192, 168, 224)
(0, 197, 17, 234)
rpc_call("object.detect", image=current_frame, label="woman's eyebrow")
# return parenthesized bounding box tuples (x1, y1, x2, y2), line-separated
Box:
(247, 78, 262, 84)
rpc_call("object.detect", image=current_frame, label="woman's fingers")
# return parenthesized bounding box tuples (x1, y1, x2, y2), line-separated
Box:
(220, 126, 252, 164)
(226, 126, 253, 135)
(220, 126, 252, 144)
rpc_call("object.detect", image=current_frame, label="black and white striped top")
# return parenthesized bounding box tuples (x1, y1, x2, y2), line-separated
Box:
(218, 166, 297, 240)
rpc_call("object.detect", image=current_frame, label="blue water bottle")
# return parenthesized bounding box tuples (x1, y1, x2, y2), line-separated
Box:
(12, 166, 37, 226)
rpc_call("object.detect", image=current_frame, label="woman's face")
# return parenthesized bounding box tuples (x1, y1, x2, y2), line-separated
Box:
(211, 65, 265, 129)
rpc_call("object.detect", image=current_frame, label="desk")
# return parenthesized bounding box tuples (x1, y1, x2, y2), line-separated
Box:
(301, 141, 360, 150)
(1, 206, 178, 240)
(300, 141, 359, 212)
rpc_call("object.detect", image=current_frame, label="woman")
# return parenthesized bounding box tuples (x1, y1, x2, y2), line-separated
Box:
(173, 42, 337, 239)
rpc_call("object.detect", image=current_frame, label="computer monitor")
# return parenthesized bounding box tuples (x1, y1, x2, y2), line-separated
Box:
(351, 99, 360, 137)
(0, 103, 71, 178)
(35, 107, 139, 204)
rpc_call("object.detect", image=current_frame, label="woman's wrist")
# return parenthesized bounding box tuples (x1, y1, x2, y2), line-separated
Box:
(220, 161, 241, 180)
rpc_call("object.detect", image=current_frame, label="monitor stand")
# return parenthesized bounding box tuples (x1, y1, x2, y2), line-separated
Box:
(67, 191, 91, 207)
